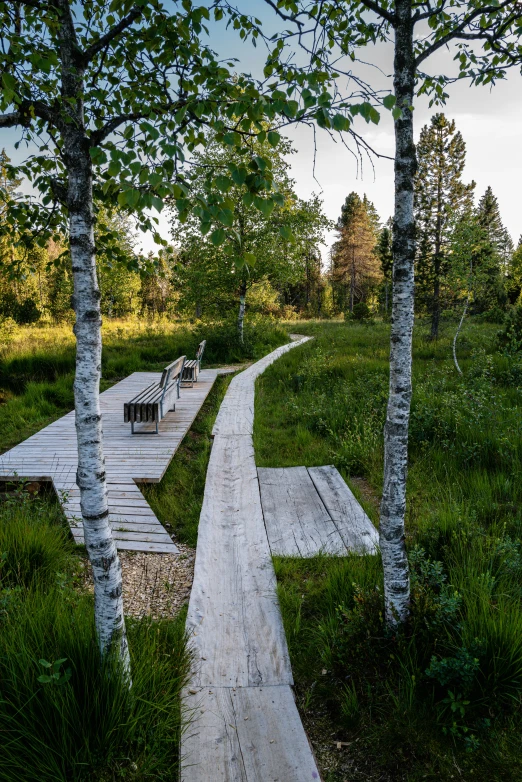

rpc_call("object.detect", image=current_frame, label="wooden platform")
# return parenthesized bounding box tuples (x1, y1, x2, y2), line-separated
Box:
(181, 337, 321, 782)
(258, 465, 379, 557)
(0, 369, 219, 553)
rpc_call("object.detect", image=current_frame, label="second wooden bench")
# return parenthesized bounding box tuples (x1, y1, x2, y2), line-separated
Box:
(124, 355, 186, 434)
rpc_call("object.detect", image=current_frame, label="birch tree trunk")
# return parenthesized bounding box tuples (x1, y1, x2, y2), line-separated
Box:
(238, 278, 247, 343)
(58, 1, 129, 672)
(379, 0, 416, 625)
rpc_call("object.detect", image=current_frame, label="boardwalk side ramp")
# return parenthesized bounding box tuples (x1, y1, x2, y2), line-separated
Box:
(258, 465, 379, 557)
(181, 337, 321, 781)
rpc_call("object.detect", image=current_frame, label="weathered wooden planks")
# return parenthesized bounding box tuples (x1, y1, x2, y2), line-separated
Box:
(0, 369, 219, 553)
(212, 338, 313, 437)
(182, 337, 320, 781)
(258, 465, 378, 557)
(181, 685, 320, 782)
(186, 435, 293, 688)
(309, 465, 379, 554)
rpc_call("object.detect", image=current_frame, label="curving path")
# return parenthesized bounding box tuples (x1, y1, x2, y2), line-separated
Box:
(181, 337, 321, 782)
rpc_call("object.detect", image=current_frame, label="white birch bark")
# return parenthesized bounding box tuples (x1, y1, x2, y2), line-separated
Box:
(452, 296, 469, 375)
(453, 257, 473, 375)
(238, 280, 247, 343)
(58, 0, 129, 672)
(379, 0, 415, 625)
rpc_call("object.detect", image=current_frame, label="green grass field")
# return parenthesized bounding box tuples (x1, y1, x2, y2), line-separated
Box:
(2, 315, 522, 780)
(254, 319, 522, 781)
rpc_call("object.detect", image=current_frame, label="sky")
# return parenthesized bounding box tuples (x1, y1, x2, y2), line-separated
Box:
(2, 3, 521, 262)
(138, 6, 522, 261)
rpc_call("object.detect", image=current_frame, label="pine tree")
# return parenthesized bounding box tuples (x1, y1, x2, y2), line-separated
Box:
(415, 114, 475, 339)
(476, 186, 514, 265)
(506, 235, 522, 305)
(331, 193, 381, 313)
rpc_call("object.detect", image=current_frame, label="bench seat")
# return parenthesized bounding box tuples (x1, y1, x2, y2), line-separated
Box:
(124, 356, 185, 434)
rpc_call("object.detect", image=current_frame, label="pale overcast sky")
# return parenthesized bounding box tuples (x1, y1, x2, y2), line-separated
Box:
(2, 5, 521, 261)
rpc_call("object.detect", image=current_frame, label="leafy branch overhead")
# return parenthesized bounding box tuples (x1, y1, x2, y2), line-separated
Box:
(0, 0, 380, 252)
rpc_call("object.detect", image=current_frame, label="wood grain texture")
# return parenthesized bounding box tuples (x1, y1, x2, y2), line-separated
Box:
(181, 685, 320, 782)
(308, 465, 379, 554)
(257, 466, 344, 556)
(0, 369, 219, 553)
(212, 338, 312, 437)
(183, 338, 320, 782)
(186, 435, 292, 688)
(258, 465, 378, 557)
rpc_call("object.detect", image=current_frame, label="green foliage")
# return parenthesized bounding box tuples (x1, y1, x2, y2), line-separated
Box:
(414, 113, 475, 336)
(0, 487, 71, 590)
(350, 301, 371, 321)
(330, 192, 381, 315)
(498, 305, 522, 354)
(171, 132, 331, 320)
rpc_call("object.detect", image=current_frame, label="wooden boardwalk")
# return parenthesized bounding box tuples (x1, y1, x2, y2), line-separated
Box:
(0, 369, 219, 553)
(258, 465, 378, 557)
(181, 338, 322, 782)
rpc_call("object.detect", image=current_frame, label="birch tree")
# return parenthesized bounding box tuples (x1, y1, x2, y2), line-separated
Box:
(235, 0, 522, 624)
(0, 0, 323, 668)
(171, 132, 330, 335)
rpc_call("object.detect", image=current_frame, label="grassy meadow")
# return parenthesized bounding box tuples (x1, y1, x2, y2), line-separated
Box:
(254, 319, 522, 780)
(2, 314, 522, 780)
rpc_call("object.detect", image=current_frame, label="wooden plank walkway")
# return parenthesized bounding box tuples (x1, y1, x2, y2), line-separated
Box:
(258, 465, 379, 557)
(0, 369, 219, 553)
(181, 337, 322, 782)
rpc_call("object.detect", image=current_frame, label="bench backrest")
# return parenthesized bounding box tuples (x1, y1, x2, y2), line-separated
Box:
(160, 355, 186, 389)
(196, 340, 206, 361)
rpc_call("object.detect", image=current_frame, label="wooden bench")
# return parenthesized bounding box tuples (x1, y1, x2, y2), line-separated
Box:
(124, 356, 186, 434)
(181, 340, 206, 387)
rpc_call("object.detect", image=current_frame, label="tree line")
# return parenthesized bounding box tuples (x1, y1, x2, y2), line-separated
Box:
(330, 113, 520, 333)
(0, 138, 331, 329)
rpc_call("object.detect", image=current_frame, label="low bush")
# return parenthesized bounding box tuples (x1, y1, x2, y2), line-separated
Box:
(497, 304, 522, 353)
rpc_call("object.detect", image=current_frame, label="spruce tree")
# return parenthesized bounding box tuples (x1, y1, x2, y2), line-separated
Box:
(476, 186, 514, 265)
(507, 236, 522, 304)
(415, 113, 475, 339)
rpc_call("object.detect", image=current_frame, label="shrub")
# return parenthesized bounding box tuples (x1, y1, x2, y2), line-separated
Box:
(350, 302, 371, 321)
(497, 305, 522, 353)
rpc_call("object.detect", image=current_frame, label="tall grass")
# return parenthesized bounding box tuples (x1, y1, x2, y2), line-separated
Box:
(255, 318, 522, 780)
(0, 491, 191, 782)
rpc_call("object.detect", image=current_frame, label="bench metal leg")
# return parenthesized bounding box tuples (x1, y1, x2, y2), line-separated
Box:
(130, 419, 159, 434)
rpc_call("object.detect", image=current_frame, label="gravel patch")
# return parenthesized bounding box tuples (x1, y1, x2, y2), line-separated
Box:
(81, 543, 196, 619)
